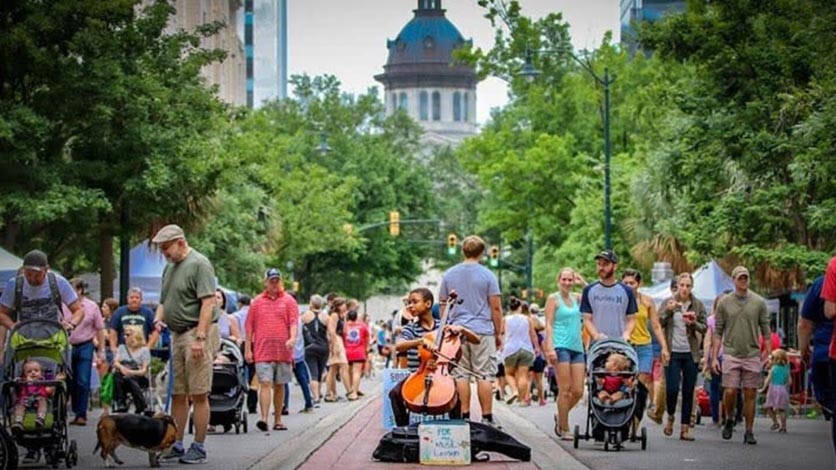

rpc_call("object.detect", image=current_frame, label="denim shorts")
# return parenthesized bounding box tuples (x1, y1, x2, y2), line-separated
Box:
(555, 347, 585, 365)
(635, 343, 654, 374)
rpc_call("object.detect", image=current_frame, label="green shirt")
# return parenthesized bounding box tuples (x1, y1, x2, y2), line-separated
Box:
(160, 249, 217, 334)
(714, 291, 770, 359)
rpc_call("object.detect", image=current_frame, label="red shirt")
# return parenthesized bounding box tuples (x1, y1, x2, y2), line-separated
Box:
(245, 291, 299, 363)
(343, 321, 369, 362)
(821, 256, 836, 360)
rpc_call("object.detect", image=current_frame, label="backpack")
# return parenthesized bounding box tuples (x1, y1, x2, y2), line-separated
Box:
(12, 273, 63, 322)
(372, 421, 531, 463)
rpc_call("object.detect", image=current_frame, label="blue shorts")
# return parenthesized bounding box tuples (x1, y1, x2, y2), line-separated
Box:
(556, 348, 585, 365)
(635, 343, 653, 374)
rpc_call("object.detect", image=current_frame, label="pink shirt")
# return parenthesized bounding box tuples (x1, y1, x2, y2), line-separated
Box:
(62, 297, 104, 345)
(343, 321, 369, 362)
(821, 256, 836, 360)
(246, 291, 299, 363)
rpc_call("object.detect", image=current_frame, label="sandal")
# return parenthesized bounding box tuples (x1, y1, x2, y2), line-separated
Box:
(323, 396, 338, 403)
(770, 423, 781, 431)
(273, 423, 287, 431)
(553, 414, 561, 438)
(35, 416, 46, 428)
(663, 416, 674, 437)
(680, 429, 695, 441)
(256, 420, 268, 432)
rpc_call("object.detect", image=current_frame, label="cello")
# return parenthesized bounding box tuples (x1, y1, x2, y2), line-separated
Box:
(401, 291, 464, 416)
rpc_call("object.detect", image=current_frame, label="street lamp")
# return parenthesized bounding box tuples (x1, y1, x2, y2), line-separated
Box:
(519, 48, 615, 250)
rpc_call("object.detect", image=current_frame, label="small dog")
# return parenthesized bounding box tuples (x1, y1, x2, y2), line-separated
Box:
(94, 412, 177, 467)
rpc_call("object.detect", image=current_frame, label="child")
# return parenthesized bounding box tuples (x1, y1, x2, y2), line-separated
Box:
(388, 287, 479, 426)
(12, 359, 54, 432)
(113, 325, 151, 414)
(761, 348, 791, 433)
(596, 353, 633, 405)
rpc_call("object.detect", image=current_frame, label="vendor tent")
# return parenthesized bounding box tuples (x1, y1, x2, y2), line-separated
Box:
(0, 247, 23, 289)
(640, 260, 779, 314)
(113, 240, 168, 303)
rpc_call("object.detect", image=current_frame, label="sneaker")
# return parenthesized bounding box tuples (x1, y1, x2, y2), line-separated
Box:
(480, 417, 503, 430)
(22, 449, 40, 464)
(179, 444, 208, 464)
(505, 393, 519, 405)
(301, 407, 315, 414)
(743, 431, 757, 445)
(161, 445, 185, 462)
(722, 419, 734, 440)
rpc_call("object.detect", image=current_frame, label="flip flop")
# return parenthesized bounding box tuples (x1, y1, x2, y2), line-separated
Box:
(256, 420, 268, 432)
(273, 423, 287, 431)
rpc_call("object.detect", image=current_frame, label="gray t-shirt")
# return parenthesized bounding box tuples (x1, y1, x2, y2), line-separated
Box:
(580, 281, 638, 338)
(671, 301, 691, 353)
(439, 262, 500, 336)
(0, 274, 77, 322)
(116, 345, 151, 370)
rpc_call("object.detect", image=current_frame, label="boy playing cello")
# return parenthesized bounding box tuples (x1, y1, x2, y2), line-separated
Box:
(388, 287, 480, 426)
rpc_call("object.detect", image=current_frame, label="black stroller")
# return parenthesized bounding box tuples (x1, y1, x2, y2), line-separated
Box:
(1, 319, 79, 467)
(573, 338, 647, 451)
(188, 338, 249, 434)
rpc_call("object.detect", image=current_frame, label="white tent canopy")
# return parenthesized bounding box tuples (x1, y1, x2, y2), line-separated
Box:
(640, 260, 779, 314)
(0, 246, 23, 289)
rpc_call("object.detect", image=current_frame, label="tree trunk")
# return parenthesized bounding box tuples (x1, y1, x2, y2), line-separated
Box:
(99, 228, 115, 301)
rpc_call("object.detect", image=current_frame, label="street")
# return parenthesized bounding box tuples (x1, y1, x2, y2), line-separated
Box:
(13, 371, 833, 470)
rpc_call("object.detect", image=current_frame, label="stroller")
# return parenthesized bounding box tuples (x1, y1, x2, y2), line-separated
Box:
(189, 338, 249, 434)
(1, 319, 79, 467)
(573, 338, 647, 451)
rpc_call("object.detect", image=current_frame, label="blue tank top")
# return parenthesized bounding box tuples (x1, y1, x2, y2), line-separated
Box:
(770, 364, 789, 386)
(552, 293, 583, 353)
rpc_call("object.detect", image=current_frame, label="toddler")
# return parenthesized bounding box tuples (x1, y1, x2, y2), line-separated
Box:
(596, 353, 633, 405)
(761, 348, 791, 433)
(12, 359, 54, 432)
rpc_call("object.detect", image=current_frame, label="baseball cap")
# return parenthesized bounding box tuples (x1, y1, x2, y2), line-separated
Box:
(152, 224, 185, 244)
(731, 266, 750, 280)
(594, 249, 618, 264)
(264, 268, 282, 280)
(22, 249, 48, 271)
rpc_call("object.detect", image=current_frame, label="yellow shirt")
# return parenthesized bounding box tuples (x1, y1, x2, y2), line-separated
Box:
(630, 300, 652, 346)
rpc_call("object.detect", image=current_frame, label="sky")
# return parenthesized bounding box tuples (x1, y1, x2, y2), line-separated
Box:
(286, 0, 620, 125)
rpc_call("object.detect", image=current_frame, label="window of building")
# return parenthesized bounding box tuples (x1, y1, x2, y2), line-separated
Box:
(399, 92, 408, 111)
(432, 91, 441, 121)
(391, 93, 397, 112)
(419, 91, 429, 121)
(463, 92, 469, 122)
(453, 92, 462, 122)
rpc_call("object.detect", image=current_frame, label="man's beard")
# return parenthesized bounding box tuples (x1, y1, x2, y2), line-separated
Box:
(598, 266, 615, 280)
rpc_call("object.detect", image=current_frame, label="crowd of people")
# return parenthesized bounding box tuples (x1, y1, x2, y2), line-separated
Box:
(0, 226, 833, 465)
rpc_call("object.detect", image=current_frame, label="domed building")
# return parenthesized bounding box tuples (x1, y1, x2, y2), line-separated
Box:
(374, 0, 479, 146)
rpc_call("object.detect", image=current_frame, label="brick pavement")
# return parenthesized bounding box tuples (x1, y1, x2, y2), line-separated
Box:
(297, 395, 541, 470)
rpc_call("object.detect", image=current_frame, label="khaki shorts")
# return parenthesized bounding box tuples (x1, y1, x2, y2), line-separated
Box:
(722, 355, 762, 390)
(172, 324, 219, 396)
(453, 335, 497, 382)
(504, 349, 535, 369)
(256, 362, 293, 384)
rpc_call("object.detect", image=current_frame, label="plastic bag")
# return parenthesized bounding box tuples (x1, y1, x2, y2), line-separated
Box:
(100, 372, 114, 405)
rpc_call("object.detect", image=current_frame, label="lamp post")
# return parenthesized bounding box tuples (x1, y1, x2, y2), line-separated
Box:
(519, 49, 615, 250)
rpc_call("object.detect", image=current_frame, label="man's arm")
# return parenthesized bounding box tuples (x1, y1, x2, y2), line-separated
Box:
(109, 329, 119, 354)
(759, 301, 772, 357)
(489, 295, 503, 349)
(826, 301, 836, 320)
(0, 304, 14, 330)
(622, 314, 636, 341)
(584, 313, 601, 340)
(195, 295, 215, 338)
(66, 300, 84, 328)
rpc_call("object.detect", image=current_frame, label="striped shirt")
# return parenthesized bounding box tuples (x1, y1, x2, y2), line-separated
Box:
(246, 291, 299, 363)
(399, 319, 439, 372)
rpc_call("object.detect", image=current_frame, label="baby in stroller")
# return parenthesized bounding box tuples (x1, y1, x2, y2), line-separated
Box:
(11, 359, 62, 433)
(595, 353, 634, 406)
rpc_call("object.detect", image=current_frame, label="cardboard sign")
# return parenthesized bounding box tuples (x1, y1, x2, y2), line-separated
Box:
(381, 368, 412, 429)
(419, 421, 471, 466)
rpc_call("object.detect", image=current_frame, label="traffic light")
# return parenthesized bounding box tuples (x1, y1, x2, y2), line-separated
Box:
(489, 245, 499, 267)
(389, 211, 400, 236)
(447, 234, 458, 255)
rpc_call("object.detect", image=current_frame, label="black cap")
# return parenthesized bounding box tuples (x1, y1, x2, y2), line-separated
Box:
(264, 268, 282, 280)
(594, 249, 618, 264)
(22, 250, 48, 271)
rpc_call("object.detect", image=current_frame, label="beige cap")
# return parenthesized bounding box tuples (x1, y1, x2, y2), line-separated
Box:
(731, 266, 750, 279)
(152, 224, 185, 244)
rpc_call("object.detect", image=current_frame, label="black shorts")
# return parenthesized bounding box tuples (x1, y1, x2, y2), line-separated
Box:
(496, 362, 505, 378)
(532, 355, 547, 373)
(305, 351, 329, 382)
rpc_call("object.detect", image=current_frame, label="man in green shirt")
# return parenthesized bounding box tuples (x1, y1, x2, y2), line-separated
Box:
(711, 266, 771, 446)
(151, 224, 219, 464)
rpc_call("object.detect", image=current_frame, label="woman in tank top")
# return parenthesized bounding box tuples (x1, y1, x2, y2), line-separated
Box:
(501, 297, 541, 406)
(622, 269, 669, 434)
(544, 267, 587, 440)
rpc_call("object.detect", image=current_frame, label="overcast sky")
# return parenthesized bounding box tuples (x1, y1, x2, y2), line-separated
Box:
(286, 0, 620, 125)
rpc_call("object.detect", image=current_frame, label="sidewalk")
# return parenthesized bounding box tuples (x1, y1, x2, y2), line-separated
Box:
(296, 392, 586, 470)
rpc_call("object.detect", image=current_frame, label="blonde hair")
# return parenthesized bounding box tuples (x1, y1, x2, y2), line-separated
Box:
(771, 348, 788, 365)
(606, 353, 630, 371)
(556, 267, 575, 282)
(125, 325, 146, 349)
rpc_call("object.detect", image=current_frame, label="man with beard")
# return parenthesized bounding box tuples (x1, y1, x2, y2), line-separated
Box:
(580, 250, 638, 342)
